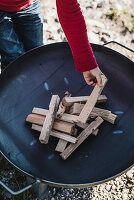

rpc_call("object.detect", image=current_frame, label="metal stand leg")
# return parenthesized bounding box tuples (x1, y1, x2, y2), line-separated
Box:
(26, 177, 48, 199)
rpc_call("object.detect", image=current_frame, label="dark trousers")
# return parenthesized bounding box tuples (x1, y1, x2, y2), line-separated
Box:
(0, 0, 43, 71)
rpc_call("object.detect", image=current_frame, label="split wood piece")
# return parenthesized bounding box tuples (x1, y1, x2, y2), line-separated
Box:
(55, 115, 76, 153)
(26, 114, 75, 134)
(59, 113, 78, 123)
(60, 117, 104, 160)
(57, 91, 71, 118)
(65, 94, 107, 105)
(91, 107, 111, 117)
(71, 103, 117, 124)
(32, 107, 48, 116)
(32, 107, 79, 123)
(106, 113, 117, 124)
(32, 107, 117, 125)
(39, 95, 60, 144)
(76, 123, 99, 136)
(32, 124, 77, 143)
(56, 128, 99, 153)
(78, 74, 107, 124)
(70, 103, 110, 116)
(55, 128, 78, 153)
(55, 139, 68, 152)
(91, 110, 117, 124)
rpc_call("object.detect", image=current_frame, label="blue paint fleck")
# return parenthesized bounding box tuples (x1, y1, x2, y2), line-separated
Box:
(48, 154, 55, 160)
(30, 140, 37, 146)
(44, 82, 49, 91)
(114, 111, 124, 115)
(64, 77, 69, 85)
(112, 130, 123, 135)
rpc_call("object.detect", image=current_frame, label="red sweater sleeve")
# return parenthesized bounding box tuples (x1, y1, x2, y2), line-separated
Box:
(56, 0, 98, 72)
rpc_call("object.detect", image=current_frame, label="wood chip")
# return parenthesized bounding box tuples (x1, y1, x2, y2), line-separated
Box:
(78, 74, 107, 124)
(92, 129, 99, 136)
(60, 117, 104, 160)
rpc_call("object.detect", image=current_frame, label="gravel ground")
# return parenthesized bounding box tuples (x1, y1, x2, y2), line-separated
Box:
(0, 0, 134, 199)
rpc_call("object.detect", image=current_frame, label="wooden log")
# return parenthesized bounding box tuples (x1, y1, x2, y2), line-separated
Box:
(55, 139, 68, 152)
(32, 124, 77, 143)
(48, 131, 77, 144)
(26, 114, 75, 134)
(106, 113, 117, 124)
(91, 112, 117, 124)
(78, 75, 107, 124)
(32, 124, 42, 132)
(55, 128, 78, 153)
(69, 103, 84, 115)
(70, 103, 110, 116)
(32, 106, 117, 125)
(32, 107, 48, 116)
(57, 91, 71, 118)
(55, 127, 98, 153)
(26, 113, 45, 125)
(97, 95, 107, 103)
(32, 107, 79, 123)
(70, 103, 117, 124)
(65, 94, 107, 105)
(58, 113, 79, 123)
(39, 95, 60, 144)
(91, 107, 111, 118)
(60, 117, 104, 160)
(76, 123, 99, 136)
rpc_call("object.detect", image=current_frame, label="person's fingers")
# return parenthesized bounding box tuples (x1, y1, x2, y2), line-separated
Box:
(96, 74, 102, 87)
(83, 69, 103, 87)
(85, 80, 94, 86)
(89, 80, 94, 84)
(92, 83, 96, 87)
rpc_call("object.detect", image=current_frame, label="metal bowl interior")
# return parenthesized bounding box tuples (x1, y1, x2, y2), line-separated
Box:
(0, 42, 134, 187)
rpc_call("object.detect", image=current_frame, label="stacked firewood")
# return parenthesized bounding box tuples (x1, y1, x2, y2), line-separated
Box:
(26, 74, 117, 160)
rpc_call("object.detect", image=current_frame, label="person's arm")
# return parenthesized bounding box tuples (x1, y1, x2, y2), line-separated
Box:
(56, 0, 102, 87)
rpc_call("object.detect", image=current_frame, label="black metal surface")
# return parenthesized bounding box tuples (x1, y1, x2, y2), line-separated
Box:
(103, 41, 134, 53)
(0, 42, 134, 187)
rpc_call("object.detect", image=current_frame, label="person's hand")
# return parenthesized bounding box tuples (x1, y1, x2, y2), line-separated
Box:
(83, 67, 102, 87)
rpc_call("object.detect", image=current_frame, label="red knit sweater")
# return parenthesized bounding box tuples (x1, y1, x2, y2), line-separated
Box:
(0, 0, 98, 72)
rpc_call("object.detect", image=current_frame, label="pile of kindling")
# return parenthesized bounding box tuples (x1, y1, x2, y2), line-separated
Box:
(26, 74, 117, 160)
